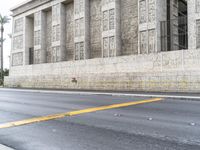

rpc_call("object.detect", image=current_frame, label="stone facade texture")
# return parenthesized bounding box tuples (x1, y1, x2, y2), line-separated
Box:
(6, 0, 200, 92)
(66, 2, 74, 61)
(5, 49, 200, 92)
(121, 0, 138, 55)
(90, 0, 102, 58)
(46, 10, 52, 63)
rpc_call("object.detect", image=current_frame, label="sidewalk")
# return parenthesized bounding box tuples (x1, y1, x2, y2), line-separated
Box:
(1, 88, 200, 100)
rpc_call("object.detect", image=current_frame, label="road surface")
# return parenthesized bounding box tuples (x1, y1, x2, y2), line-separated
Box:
(0, 89, 200, 150)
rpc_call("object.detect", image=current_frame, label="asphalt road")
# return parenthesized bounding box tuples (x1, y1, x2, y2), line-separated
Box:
(0, 90, 200, 150)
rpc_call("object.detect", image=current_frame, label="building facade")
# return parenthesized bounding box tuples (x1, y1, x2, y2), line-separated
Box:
(5, 0, 200, 92)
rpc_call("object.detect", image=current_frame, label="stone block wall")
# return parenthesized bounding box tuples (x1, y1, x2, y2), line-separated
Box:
(5, 49, 200, 92)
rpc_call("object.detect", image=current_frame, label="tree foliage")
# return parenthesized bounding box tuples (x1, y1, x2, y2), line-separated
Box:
(0, 14, 10, 85)
(0, 69, 9, 85)
(0, 14, 10, 27)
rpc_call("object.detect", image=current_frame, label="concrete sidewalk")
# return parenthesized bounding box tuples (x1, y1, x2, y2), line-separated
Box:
(1, 88, 200, 100)
(0, 144, 15, 150)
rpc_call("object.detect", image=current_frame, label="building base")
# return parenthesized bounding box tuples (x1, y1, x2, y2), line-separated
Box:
(5, 49, 200, 93)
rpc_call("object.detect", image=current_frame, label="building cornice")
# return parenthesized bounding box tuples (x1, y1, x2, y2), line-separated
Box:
(10, 0, 33, 11)
(11, 0, 52, 17)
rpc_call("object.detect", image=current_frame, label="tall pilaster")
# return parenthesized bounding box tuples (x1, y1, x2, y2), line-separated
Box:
(74, 0, 90, 60)
(138, 0, 166, 54)
(51, 3, 66, 62)
(34, 11, 46, 64)
(101, 0, 121, 58)
(188, 0, 200, 49)
(11, 17, 24, 66)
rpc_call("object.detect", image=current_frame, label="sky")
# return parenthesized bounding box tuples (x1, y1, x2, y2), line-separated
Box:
(0, 0, 26, 69)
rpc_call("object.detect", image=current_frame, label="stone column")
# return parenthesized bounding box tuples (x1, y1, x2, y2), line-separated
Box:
(101, 0, 121, 57)
(52, 3, 66, 62)
(74, 0, 90, 60)
(188, 0, 200, 49)
(34, 11, 47, 64)
(138, 0, 167, 54)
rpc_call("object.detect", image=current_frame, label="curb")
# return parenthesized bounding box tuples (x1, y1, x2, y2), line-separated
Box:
(0, 88, 200, 101)
(0, 144, 15, 150)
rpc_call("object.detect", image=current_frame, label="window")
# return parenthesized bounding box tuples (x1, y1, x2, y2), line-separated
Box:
(52, 4, 60, 22)
(196, 20, 200, 48)
(75, 18, 84, 37)
(34, 12, 41, 27)
(103, 36, 115, 57)
(14, 18, 23, 33)
(109, 9, 115, 30)
(103, 9, 115, 31)
(34, 30, 41, 46)
(34, 50, 40, 64)
(75, 0, 84, 15)
(52, 46, 60, 62)
(139, 0, 147, 24)
(102, 0, 115, 6)
(52, 25, 60, 42)
(75, 42, 84, 60)
(161, 0, 188, 51)
(103, 11, 109, 31)
(13, 35, 23, 50)
(103, 37, 109, 57)
(12, 52, 23, 66)
(196, 0, 200, 13)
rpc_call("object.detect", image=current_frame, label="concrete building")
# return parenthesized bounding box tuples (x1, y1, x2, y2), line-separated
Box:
(5, 0, 200, 92)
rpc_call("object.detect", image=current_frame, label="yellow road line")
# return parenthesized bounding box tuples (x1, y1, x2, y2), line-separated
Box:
(0, 98, 162, 129)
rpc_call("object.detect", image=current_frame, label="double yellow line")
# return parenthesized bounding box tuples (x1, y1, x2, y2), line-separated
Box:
(0, 98, 162, 129)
